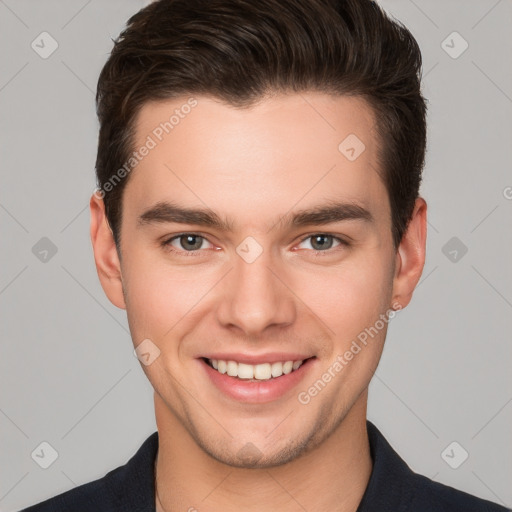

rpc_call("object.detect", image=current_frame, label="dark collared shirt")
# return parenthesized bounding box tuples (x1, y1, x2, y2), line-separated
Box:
(21, 420, 510, 511)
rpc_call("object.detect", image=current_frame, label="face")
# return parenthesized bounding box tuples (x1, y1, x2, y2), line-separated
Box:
(91, 92, 425, 468)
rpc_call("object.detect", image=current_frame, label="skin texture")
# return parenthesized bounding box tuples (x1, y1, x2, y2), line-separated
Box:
(90, 92, 427, 512)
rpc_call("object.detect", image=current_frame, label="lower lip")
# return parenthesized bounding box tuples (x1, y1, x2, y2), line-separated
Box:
(200, 358, 315, 404)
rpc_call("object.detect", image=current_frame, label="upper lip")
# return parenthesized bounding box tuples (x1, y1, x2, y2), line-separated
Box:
(200, 353, 314, 365)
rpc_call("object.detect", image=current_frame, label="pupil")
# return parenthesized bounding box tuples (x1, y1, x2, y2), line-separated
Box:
(313, 234, 332, 250)
(182, 235, 202, 250)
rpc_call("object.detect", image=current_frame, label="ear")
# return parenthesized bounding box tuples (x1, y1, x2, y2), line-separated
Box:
(391, 197, 427, 310)
(89, 193, 126, 310)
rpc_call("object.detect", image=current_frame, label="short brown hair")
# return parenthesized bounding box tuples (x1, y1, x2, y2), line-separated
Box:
(95, 0, 427, 249)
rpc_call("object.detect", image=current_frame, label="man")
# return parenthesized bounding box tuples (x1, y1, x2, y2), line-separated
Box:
(21, 0, 509, 511)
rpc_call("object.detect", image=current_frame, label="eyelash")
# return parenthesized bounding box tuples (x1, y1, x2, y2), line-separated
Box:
(160, 232, 349, 257)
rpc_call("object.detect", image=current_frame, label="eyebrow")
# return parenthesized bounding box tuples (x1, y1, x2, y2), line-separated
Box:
(138, 199, 373, 231)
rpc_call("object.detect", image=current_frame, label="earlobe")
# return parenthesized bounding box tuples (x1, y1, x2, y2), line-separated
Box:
(89, 194, 126, 310)
(391, 197, 427, 310)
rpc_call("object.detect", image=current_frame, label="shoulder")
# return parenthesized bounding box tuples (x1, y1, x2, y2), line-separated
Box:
(18, 431, 159, 512)
(408, 469, 510, 512)
(361, 420, 510, 512)
(18, 472, 114, 512)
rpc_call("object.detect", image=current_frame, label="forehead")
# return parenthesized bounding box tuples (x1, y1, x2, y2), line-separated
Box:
(125, 92, 388, 230)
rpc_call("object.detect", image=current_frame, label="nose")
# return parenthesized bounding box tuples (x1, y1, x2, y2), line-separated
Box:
(215, 247, 296, 337)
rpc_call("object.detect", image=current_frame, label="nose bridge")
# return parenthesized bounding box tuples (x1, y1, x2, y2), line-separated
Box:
(216, 242, 295, 335)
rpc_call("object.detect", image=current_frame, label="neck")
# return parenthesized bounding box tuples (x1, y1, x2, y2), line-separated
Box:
(154, 393, 372, 512)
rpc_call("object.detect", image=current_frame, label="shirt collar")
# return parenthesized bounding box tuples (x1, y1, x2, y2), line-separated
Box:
(106, 419, 415, 511)
(356, 419, 416, 511)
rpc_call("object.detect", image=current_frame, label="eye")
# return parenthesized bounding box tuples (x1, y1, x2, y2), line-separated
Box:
(162, 233, 214, 254)
(160, 232, 348, 257)
(296, 234, 347, 252)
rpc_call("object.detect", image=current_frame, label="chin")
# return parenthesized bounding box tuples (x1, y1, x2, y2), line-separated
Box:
(192, 422, 323, 469)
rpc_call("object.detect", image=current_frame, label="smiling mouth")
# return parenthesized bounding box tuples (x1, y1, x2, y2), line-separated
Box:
(202, 357, 314, 381)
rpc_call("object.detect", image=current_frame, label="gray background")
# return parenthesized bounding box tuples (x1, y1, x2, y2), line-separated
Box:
(1, 0, 511, 510)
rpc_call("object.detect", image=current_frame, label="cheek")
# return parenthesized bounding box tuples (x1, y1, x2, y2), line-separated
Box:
(121, 250, 219, 342)
(293, 256, 394, 406)
(290, 253, 394, 344)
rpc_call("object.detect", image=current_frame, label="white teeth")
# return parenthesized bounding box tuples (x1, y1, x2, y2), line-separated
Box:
(217, 360, 227, 374)
(254, 363, 271, 380)
(282, 361, 293, 374)
(227, 361, 238, 377)
(237, 363, 254, 379)
(271, 362, 283, 377)
(208, 358, 304, 380)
